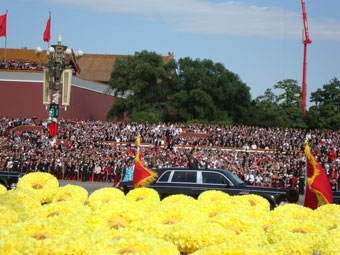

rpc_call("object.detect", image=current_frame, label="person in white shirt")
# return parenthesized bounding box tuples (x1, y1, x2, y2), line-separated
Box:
(255, 174, 263, 186)
(249, 172, 255, 185)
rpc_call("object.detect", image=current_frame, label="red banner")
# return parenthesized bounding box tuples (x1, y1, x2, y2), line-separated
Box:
(304, 144, 333, 209)
(133, 135, 158, 189)
(0, 14, 7, 37)
(43, 16, 51, 42)
(49, 122, 58, 137)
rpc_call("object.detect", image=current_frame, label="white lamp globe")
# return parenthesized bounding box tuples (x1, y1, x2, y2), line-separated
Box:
(76, 50, 83, 57)
(35, 47, 42, 56)
(49, 47, 55, 54)
(64, 48, 72, 56)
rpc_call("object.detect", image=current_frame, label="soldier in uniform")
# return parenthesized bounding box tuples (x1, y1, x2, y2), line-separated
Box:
(188, 149, 199, 169)
(82, 156, 90, 182)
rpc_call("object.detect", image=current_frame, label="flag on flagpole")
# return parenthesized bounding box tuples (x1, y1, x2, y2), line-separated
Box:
(304, 143, 333, 209)
(0, 13, 7, 37)
(43, 15, 51, 42)
(133, 134, 158, 189)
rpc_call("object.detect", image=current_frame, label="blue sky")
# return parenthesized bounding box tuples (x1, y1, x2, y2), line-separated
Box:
(2, 0, 340, 106)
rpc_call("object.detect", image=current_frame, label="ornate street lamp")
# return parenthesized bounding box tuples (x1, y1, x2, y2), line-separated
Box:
(36, 35, 82, 141)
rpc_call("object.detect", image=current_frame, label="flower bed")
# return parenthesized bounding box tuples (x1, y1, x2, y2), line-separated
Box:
(0, 172, 339, 254)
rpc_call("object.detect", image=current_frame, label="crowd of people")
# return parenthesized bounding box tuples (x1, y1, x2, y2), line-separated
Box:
(0, 59, 45, 71)
(0, 117, 340, 191)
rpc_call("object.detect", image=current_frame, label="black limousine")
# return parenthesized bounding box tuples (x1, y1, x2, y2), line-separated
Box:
(0, 171, 25, 189)
(118, 167, 288, 208)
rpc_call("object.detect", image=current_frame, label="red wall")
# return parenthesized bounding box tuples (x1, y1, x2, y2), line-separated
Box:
(0, 81, 115, 121)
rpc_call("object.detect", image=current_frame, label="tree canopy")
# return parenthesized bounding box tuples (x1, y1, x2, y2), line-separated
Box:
(107, 51, 251, 125)
(107, 50, 340, 130)
(306, 78, 340, 130)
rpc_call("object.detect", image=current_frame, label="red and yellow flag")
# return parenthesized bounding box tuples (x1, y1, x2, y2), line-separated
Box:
(133, 135, 158, 189)
(304, 144, 333, 209)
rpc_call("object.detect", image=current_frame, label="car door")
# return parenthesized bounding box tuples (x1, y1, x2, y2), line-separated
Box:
(152, 170, 198, 198)
(199, 171, 240, 196)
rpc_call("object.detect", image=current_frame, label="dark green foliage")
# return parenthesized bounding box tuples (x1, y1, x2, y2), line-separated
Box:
(251, 80, 306, 128)
(131, 110, 161, 124)
(305, 78, 340, 130)
(107, 50, 179, 120)
(106, 50, 340, 130)
(107, 51, 251, 125)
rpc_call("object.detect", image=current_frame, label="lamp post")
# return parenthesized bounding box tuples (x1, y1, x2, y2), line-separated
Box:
(36, 35, 82, 142)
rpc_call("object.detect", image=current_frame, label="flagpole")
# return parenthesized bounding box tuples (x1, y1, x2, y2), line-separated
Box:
(300, 134, 310, 200)
(4, 9, 7, 68)
(304, 135, 309, 197)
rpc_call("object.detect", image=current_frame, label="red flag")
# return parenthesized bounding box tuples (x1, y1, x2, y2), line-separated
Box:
(43, 16, 51, 42)
(304, 144, 333, 209)
(127, 149, 134, 157)
(133, 136, 158, 189)
(0, 14, 7, 37)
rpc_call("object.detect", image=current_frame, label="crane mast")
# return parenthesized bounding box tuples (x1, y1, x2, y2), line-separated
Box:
(301, 0, 312, 115)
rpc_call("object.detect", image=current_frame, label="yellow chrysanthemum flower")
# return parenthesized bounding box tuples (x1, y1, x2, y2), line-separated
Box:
(87, 228, 147, 245)
(0, 205, 18, 226)
(29, 201, 92, 222)
(266, 218, 328, 249)
(318, 228, 340, 255)
(258, 215, 283, 233)
(124, 199, 161, 226)
(7, 189, 41, 213)
(198, 190, 230, 202)
(232, 194, 270, 211)
(139, 205, 207, 238)
(46, 212, 90, 233)
(125, 187, 160, 203)
(88, 187, 125, 211)
(87, 228, 152, 254)
(208, 213, 267, 246)
(0, 194, 26, 220)
(9, 219, 89, 255)
(161, 194, 196, 206)
(164, 222, 239, 254)
(53, 184, 88, 204)
(87, 233, 179, 255)
(311, 204, 340, 231)
(271, 203, 315, 220)
(0, 184, 7, 195)
(315, 203, 340, 217)
(198, 199, 239, 218)
(17, 172, 59, 204)
(89, 199, 132, 231)
(0, 227, 35, 255)
(191, 242, 267, 255)
(264, 237, 316, 255)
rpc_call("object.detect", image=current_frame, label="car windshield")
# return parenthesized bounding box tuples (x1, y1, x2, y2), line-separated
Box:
(225, 171, 245, 186)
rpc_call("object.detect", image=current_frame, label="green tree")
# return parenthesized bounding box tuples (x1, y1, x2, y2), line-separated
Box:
(250, 89, 285, 127)
(273, 79, 306, 128)
(107, 50, 179, 120)
(306, 78, 340, 130)
(250, 80, 307, 128)
(166, 58, 251, 124)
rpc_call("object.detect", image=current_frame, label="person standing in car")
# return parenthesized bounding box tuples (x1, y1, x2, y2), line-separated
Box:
(188, 149, 199, 169)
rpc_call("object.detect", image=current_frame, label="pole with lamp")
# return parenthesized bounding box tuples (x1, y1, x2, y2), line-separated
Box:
(36, 35, 83, 142)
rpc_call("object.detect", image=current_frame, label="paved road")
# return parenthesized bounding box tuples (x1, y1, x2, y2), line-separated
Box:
(59, 180, 114, 194)
(59, 180, 305, 205)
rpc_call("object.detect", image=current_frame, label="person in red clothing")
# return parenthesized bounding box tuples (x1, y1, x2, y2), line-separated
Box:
(106, 165, 113, 182)
(100, 163, 107, 182)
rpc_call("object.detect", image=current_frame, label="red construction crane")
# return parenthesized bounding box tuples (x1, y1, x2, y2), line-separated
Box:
(301, 0, 312, 115)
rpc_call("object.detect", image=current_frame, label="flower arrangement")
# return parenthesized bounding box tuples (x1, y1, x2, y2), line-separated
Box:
(0, 172, 339, 255)
(0, 184, 7, 195)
